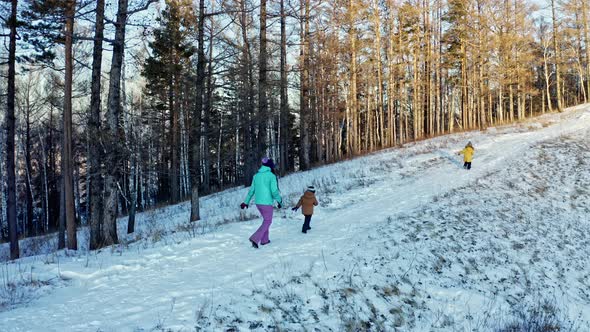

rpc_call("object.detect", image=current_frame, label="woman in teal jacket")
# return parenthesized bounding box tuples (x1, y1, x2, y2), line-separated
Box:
(240, 157, 282, 248)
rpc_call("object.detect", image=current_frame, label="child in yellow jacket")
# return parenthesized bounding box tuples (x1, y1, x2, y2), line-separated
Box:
(458, 142, 475, 170)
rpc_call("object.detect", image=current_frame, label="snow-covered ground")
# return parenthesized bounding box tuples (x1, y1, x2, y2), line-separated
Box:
(1, 105, 589, 331)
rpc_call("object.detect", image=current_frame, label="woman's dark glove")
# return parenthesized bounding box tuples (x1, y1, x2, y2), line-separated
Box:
(240, 202, 248, 209)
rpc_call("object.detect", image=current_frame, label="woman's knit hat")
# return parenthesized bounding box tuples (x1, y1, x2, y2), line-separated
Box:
(306, 186, 315, 193)
(261, 157, 275, 169)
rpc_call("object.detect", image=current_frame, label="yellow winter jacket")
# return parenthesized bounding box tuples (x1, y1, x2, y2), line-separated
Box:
(459, 146, 475, 162)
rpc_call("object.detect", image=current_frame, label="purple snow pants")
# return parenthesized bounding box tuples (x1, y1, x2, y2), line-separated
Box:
(249, 204, 274, 245)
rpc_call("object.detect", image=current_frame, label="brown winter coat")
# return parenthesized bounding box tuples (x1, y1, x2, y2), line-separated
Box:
(295, 191, 319, 216)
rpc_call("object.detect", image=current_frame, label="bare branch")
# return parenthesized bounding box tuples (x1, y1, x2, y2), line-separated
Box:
(126, 0, 158, 16)
(75, 35, 115, 44)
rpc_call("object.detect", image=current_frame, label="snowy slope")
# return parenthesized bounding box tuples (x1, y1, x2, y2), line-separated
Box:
(1, 105, 589, 331)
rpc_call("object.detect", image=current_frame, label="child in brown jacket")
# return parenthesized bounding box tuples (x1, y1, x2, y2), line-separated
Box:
(292, 186, 319, 233)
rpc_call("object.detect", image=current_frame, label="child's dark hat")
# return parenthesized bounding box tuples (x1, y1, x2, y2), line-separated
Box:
(261, 157, 275, 169)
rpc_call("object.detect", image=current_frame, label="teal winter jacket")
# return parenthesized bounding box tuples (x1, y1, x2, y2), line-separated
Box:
(244, 166, 282, 206)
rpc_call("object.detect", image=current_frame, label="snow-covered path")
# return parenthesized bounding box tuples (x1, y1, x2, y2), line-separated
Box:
(1, 105, 589, 331)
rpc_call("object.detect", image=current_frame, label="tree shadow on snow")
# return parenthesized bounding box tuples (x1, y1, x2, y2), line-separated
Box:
(437, 149, 464, 169)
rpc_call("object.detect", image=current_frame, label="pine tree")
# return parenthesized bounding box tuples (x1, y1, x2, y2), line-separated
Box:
(4, 0, 20, 259)
(143, 0, 195, 205)
(22, 0, 79, 250)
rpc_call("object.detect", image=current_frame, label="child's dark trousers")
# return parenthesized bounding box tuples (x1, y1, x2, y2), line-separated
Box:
(302, 215, 312, 233)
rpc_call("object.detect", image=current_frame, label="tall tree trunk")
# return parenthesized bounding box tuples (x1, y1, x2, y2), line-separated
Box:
(203, 17, 216, 194)
(299, 0, 311, 169)
(121, 59, 137, 235)
(498, 86, 504, 123)
(190, 0, 205, 222)
(476, 0, 485, 127)
(308, 40, 318, 160)
(127, 151, 137, 234)
(103, 0, 130, 246)
(583, 0, 590, 101)
(127, 94, 140, 234)
(88, 0, 105, 250)
(461, 41, 468, 130)
(398, 12, 406, 143)
(258, 0, 268, 157)
(509, 84, 514, 122)
(169, 74, 180, 203)
(0, 129, 4, 242)
(387, 37, 395, 146)
(73, 158, 81, 222)
(414, 15, 422, 140)
(0, 127, 5, 242)
(25, 95, 34, 237)
(348, 0, 359, 154)
(217, 114, 223, 189)
(238, 0, 256, 186)
(279, 0, 289, 175)
(6, 0, 20, 260)
(551, 0, 563, 112)
(372, 0, 384, 147)
(180, 86, 190, 197)
(47, 105, 58, 232)
(63, 0, 78, 250)
(38, 130, 50, 234)
(436, 0, 443, 135)
(574, 10, 587, 103)
(58, 176, 65, 249)
(542, 36, 553, 113)
(423, 0, 432, 137)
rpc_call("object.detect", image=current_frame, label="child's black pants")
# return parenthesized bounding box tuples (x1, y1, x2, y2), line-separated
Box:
(302, 215, 312, 233)
(463, 162, 472, 170)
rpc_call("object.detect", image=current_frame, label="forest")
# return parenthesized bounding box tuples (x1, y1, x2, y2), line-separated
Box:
(1, 0, 589, 260)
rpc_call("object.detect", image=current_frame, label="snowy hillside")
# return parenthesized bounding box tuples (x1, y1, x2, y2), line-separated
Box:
(1, 105, 589, 331)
